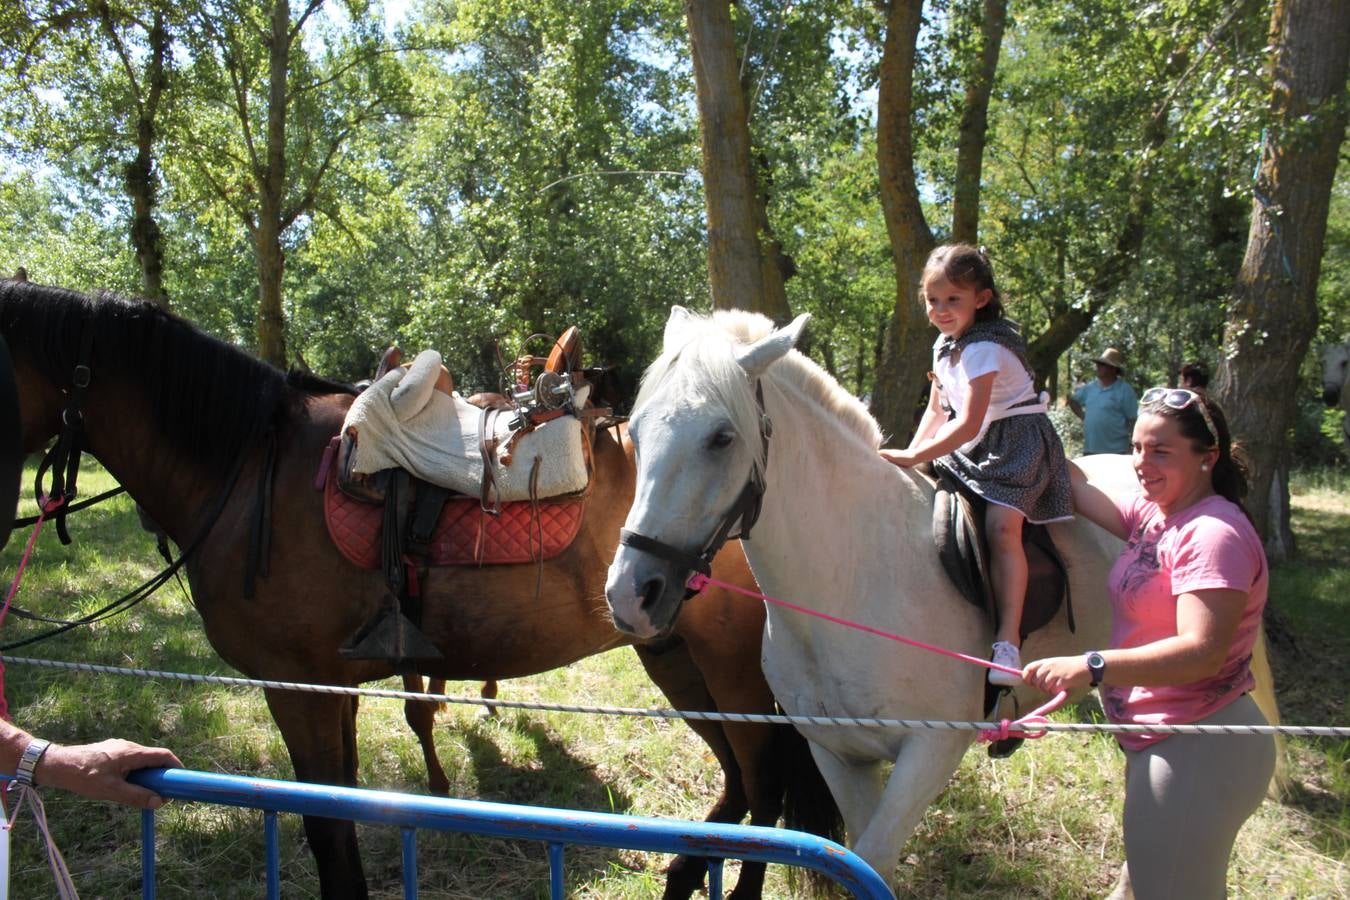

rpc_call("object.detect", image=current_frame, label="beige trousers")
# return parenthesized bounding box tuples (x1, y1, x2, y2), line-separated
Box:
(1120, 693, 1276, 899)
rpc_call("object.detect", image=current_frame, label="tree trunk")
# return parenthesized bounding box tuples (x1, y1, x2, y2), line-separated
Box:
(255, 0, 291, 367)
(100, 7, 170, 307)
(685, 0, 768, 313)
(951, 0, 1007, 246)
(751, 153, 793, 322)
(1214, 0, 1350, 557)
(871, 0, 935, 444)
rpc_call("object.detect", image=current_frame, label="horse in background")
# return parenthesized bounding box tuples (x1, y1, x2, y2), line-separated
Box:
(1, 281, 835, 900)
(1321, 340, 1350, 452)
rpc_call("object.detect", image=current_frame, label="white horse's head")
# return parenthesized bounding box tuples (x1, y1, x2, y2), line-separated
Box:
(604, 306, 811, 638)
(1322, 341, 1350, 407)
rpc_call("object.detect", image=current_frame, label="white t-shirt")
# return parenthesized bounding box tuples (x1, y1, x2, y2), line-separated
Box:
(932, 339, 1041, 452)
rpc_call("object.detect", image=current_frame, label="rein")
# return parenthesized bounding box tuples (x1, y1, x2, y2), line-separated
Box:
(33, 321, 96, 545)
(685, 571, 1066, 742)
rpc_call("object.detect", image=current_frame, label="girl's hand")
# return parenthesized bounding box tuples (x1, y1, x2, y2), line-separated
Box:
(1022, 655, 1092, 694)
(880, 448, 920, 468)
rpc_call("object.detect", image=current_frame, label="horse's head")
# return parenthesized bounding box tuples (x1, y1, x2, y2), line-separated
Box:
(604, 306, 810, 638)
(0, 286, 77, 459)
(1322, 341, 1350, 407)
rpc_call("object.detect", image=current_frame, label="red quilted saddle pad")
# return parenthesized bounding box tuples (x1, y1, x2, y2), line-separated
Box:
(322, 456, 586, 569)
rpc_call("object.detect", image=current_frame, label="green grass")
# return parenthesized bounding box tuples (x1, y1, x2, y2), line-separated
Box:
(2, 461, 1348, 897)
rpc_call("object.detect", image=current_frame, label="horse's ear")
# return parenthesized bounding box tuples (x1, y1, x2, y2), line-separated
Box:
(663, 306, 697, 351)
(735, 313, 811, 377)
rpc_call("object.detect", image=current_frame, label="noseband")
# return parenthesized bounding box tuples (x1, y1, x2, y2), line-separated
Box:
(618, 381, 772, 600)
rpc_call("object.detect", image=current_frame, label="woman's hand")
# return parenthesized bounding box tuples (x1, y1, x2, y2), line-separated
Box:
(1022, 655, 1092, 695)
(38, 739, 182, 809)
(880, 448, 920, 468)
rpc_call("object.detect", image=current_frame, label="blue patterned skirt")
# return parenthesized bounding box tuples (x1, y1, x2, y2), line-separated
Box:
(935, 413, 1073, 524)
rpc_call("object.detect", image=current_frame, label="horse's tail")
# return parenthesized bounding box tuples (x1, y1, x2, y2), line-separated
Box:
(1250, 622, 1290, 799)
(777, 721, 845, 897)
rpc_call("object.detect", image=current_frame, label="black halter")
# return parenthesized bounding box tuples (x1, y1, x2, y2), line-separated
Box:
(618, 380, 772, 599)
(34, 321, 97, 545)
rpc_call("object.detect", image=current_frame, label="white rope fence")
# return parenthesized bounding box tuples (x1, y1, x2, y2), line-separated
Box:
(6, 654, 1350, 738)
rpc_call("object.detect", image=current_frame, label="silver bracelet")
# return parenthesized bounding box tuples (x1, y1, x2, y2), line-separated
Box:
(15, 737, 52, 787)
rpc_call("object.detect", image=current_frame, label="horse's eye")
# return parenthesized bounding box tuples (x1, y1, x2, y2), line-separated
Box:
(708, 430, 734, 450)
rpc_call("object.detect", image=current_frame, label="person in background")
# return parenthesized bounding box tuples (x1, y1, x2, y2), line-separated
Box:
(881, 244, 1073, 684)
(1180, 361, 1209, 393)
(1023, 386, 1274, 898)
(0, 332, 180, 808)
(1069, 348, 1138, 454)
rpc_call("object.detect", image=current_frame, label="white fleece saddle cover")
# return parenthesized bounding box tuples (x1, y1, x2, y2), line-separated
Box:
(341, 351, 591, 501)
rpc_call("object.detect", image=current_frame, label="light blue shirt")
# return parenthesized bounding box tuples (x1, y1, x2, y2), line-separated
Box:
(1073, 379, 1138, 454)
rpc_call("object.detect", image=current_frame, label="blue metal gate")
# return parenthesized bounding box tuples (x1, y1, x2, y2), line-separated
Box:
(130, 768, 893, 899)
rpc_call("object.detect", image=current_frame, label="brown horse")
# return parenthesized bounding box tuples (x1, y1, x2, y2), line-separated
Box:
(1, 281, 837, 899)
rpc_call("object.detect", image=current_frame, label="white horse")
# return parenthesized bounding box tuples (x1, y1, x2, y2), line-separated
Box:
(1321, 340, 1350, 450)
(605, 307, 1279, 884)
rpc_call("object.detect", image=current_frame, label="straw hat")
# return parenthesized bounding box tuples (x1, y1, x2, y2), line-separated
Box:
(1095, 348, 1127, 373)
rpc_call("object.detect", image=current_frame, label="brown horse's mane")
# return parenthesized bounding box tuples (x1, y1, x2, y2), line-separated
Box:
(0, 280, 352, 474)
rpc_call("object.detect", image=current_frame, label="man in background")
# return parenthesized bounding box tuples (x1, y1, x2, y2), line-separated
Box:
(1068, 348, 1137, 455)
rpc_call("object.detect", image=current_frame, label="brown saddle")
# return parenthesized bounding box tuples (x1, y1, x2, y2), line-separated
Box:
(926, 464, 1073, 640)
(326, 329, 589, 669)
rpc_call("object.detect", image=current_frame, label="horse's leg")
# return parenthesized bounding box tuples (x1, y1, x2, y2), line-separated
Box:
(633, 640, 752, 900)
(807, 742, 885, 848)
(264, 688, 369, 900)
(850, 732, 972, 880)
(402, 675, 450, 795)
(480, 679, 499, 719)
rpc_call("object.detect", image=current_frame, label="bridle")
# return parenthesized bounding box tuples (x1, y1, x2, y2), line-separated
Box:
(32, 321, 102, 544)
(617, 380, 772, 601)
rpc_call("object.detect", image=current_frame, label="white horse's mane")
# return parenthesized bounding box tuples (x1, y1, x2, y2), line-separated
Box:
(635, 309, 884, 468)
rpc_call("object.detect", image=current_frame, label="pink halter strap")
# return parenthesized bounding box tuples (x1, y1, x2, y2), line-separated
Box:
(0, 495, 65, 722)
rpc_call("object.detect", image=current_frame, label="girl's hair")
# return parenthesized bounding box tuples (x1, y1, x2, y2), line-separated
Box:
(1142, 392, 1251, 515)
(921, 243, 1006, 321)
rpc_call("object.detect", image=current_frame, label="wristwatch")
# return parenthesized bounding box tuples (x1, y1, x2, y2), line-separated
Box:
(14, 737, 52, 787)
(1085, 651, 1107, 688)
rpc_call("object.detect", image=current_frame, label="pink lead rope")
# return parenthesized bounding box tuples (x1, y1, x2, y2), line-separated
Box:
(685, 571, 1067, 742)
(0, 494, 65, 723)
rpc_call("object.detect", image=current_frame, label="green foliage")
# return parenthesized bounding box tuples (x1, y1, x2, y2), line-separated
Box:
(0, 0, 1343, 452)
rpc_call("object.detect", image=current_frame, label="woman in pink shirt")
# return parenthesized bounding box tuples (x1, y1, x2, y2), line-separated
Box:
(1023, 387, 1275, 899)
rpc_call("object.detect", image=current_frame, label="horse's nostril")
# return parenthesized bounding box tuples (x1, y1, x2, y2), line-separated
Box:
(639, 576, 666, 611)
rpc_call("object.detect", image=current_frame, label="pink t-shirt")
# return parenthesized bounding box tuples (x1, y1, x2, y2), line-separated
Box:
(1101, 493, 1268, 750)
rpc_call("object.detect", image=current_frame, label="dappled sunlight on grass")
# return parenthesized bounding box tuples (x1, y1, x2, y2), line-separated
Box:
(3, 459, 1347, 896)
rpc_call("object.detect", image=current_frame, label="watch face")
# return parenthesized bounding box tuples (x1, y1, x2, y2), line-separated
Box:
(1088, 652, 1105, 668)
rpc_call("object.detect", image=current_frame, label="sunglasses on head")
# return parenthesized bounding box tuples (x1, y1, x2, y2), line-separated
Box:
(1140, 387, 1217, 445)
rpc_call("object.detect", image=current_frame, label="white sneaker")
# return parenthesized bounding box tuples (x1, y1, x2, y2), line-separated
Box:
(988, 641, 1022, 686)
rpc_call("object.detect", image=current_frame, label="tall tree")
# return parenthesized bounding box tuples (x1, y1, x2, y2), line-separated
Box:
(871, 0, 935, 443)
(181, 0, 410, 365)
(1214, 0, 1350, 557)
(0, 0, 180, 305)
(685, 0, 787, 317)
(951, 0, 1007, 245)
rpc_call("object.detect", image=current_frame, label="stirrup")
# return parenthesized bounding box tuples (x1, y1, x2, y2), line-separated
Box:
(339, 601, 444, 669)
(985, 687, 1025, 759)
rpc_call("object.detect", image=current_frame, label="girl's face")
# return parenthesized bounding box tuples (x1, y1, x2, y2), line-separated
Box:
(923, 274, 990, 339)
(1132, 412, 1219, 515)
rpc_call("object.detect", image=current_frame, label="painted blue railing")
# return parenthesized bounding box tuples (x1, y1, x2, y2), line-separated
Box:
(130, 768, 894, 899)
